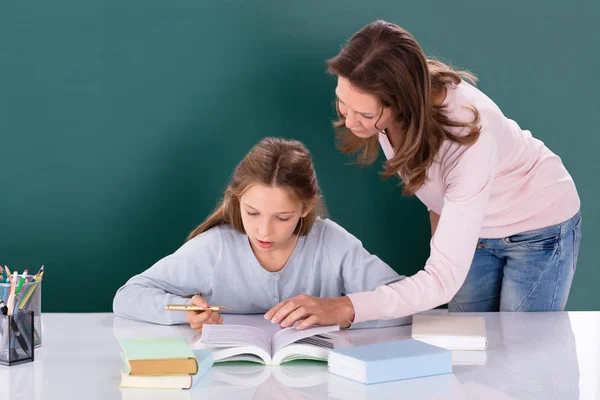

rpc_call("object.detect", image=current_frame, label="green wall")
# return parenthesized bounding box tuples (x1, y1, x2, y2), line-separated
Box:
(1, 1, 598, 312)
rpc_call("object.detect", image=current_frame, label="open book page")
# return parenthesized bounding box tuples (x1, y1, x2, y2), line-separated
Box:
(271, 325, 339, 364)
(272, 324, 339, 354)
(200, 324, 271, 348)
(221, 314, 282, 335)
(195, 324, 273, 364)
(270, 344, 324, 365)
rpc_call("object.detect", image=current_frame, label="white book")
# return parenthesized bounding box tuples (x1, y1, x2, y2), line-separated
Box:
(119, 371, 195, 389)
(192, 315, 339, 366)
(411, 315, 488, 350)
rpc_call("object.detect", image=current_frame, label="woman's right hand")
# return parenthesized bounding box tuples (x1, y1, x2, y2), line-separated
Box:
(186, 295, 223, 332)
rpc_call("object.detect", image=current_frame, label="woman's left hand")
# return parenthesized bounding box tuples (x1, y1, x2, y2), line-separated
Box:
(264, 294, 355, 330)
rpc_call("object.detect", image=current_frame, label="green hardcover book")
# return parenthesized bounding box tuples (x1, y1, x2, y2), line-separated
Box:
(119, 337, 198, 376)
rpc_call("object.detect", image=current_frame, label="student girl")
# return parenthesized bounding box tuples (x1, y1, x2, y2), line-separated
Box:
(266, 20, 581, 330)
(113, 137, 405, 331)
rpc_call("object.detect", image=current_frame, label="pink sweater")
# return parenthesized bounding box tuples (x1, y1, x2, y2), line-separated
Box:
(347, 80, 580, 322)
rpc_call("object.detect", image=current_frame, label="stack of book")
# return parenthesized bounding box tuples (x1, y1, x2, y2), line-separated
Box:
(326, 314, 489, 386)
(118, 337, 213, 390)
(411, 314, 488, 365)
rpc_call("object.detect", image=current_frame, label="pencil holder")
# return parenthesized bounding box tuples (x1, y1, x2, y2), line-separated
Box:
(0, 279, 42, 348)
(0, 311, 35, 366)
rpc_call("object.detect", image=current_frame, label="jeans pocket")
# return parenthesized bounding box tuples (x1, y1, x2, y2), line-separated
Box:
(505, 228, 560, 250)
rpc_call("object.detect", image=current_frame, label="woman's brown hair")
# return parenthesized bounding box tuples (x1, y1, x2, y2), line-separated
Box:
(187, 137, 324, 241)
(328, 20, 481, 196)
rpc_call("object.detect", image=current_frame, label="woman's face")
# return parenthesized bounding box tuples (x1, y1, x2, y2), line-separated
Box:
(335, 76, 395, 139)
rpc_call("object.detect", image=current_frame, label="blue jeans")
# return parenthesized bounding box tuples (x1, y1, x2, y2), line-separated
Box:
(448, 211, 581, 312)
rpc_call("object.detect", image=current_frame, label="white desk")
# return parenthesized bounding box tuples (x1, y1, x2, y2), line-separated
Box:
(0, 312, 598, 400)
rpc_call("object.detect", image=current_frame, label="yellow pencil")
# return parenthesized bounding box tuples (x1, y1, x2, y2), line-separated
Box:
(18, 284, 38, 310)
(34, 265, 44, 281)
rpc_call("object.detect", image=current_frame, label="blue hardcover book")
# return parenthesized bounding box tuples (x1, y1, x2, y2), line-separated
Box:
(328, 339, 451, 384)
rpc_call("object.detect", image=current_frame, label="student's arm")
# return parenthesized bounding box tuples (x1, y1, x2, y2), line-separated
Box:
(348, 131, 498, 322)
(323, 223, 411, 329)
(112, 228, 221, 325)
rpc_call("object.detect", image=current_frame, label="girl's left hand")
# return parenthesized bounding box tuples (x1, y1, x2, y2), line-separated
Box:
(264, 294, 355, 330)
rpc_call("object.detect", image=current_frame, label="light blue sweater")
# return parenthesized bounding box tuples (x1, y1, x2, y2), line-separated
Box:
(113, 218, 410, 329)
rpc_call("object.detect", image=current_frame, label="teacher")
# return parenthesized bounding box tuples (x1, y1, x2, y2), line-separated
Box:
(265, 20, 581, 329)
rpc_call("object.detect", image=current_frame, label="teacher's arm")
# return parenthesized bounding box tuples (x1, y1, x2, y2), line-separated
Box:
(347, 131, 498, 322)
(267, 130, 498, 329)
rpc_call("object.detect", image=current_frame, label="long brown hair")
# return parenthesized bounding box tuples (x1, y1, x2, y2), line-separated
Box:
(187, 137, 325, 241)
(328, 20, 481, 196)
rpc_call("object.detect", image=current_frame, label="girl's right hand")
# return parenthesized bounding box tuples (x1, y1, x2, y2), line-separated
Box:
(186, 295, 223, 332)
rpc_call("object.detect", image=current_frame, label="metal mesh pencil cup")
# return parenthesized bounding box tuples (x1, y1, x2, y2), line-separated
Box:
(0, 279, 42, 348)
(0, 311, 35, 365)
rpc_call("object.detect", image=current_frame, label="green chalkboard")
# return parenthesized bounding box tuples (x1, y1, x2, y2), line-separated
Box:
(1, 1, 597, 311)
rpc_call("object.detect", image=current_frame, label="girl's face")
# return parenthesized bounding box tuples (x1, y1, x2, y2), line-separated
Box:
(335, 76, 395, 139)
(240, 184, 310, 253)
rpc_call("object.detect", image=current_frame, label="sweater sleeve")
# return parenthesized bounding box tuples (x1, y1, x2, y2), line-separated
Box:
(112, 228, 222, 325)
(347, 131, 498, 322)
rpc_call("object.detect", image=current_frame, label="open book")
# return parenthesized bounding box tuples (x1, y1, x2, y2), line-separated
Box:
(192, 316, 339, 366)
